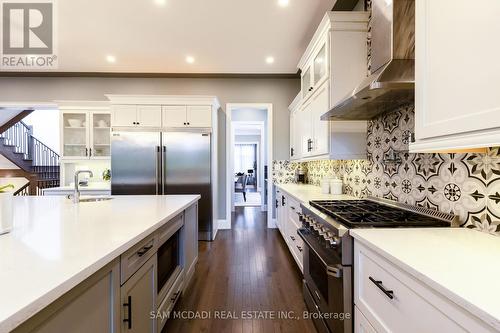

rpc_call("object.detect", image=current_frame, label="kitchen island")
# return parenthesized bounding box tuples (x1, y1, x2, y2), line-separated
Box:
(0, 194, 200, 333)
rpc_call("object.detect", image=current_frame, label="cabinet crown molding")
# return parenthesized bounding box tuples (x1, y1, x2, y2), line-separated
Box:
(297, 11, 370, 70)
(105, 94, 220, 109)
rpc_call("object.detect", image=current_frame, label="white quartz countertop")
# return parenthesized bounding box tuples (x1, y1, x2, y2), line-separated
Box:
(0, 195, 200, 332)
(275, 183, 356, 203)
(350, 228, 500, 331)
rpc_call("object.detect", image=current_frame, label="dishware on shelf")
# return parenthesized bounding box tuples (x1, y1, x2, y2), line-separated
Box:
(67, 119, 82, 127)
(97, 120, 108, 128)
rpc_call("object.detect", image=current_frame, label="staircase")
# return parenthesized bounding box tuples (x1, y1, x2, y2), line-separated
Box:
(0, 120, 60, 195)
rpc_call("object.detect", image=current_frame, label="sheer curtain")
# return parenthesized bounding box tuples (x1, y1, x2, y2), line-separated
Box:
(234, 144, 256, 173)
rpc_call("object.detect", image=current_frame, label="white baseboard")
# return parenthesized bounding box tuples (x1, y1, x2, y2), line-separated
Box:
(218, 219, 231, 230)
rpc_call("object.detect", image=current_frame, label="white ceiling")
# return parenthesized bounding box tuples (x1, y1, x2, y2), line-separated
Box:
(55, 0, 334, 73)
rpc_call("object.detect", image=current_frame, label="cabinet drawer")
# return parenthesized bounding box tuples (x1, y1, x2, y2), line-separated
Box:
(157, 269, 184, 333)
(157, 213, 184, 245)
(354, 242, 494, 333)
(121, 233, 157, 284)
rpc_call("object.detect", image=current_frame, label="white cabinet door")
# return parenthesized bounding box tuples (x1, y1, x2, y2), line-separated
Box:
(121, 255, 156, 333)
(137, 105, 162, 128)
(298, 103, 313, 158)
(310, 82, 330, 157)
(414, 0, 500, 150)
(162, 105, 187, 127)
(112, 105, 137, 127)
(301, 66, 313, 100)
(89, 111, 111, 159)
(61, 111, 90, 159)
(187, 105, 212, 127)
(290, 110, 297, 160)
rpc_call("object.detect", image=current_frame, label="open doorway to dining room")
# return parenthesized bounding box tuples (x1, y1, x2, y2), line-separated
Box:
(233, 126, 262, 207)
(225, 103, 273, 229)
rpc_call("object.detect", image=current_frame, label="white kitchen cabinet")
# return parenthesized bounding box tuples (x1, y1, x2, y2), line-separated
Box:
(121, 255, 156, 333)
(112, 105, 162, 128)
(162, 105, 212, 128)
(275, 188, 303, 273)
(411, 0, 500, 152)
(187, 105, 212, 127)
(162, 105, 187, 127)
(59, 102, 111, 160)
(297, 82, 330, 159)
(12, 261, 120, 333)
(137, 105, 162, 128)
(183, 203, 198, 288)
(293, 11, 369, 161)
(288, 93, 302, 160)
(354, 241, 496, 333)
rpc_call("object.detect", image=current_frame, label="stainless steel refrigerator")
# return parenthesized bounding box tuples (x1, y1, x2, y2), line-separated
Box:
(111, 131, 214, 240)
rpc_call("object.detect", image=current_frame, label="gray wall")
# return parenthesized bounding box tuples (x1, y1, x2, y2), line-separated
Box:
(0, 77, 299, 218)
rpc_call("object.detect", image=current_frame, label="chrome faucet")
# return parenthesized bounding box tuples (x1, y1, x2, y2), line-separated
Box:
(70, 170, 93, 203)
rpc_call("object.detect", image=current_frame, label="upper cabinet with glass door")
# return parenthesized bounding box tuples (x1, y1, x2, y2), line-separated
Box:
(300, 37, 328, 102)
(58, 102, 111, 160)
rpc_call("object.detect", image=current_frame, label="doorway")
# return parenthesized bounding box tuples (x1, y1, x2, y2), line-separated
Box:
(233, 129, 262, 207)
(225, 103, 273, 229)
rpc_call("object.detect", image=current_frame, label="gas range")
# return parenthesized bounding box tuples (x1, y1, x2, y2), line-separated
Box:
(298, 197, 458, 333)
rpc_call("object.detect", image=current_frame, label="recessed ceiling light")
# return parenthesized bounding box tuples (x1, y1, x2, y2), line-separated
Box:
(266, 56, 275, 64)
(186, 56, 195, 64)
(278, 0, 289, 7)
(154, 0, 166, 6)
(106, 55, 116, 63)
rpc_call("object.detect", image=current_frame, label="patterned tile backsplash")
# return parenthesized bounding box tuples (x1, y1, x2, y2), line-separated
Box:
(273, 104, 500, 236)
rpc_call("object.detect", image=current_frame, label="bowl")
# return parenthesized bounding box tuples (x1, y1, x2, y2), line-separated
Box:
(67, 119, 82, 127)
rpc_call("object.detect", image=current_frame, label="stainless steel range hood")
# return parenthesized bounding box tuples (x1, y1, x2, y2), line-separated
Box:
(322, 0, 415, 121)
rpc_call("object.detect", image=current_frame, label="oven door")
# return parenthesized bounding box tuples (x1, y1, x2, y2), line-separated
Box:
(299, 229, 352, 333)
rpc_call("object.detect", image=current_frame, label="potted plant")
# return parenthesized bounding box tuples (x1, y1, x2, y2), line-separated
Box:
(0, 184, 14, 235)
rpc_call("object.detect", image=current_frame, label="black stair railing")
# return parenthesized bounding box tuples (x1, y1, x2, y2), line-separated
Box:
(0, 121, 60, 168)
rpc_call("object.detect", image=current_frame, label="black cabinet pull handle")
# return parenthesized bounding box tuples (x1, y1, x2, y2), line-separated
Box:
(85, 148, 88, 156)
(281, 196, 285, 206)
(137, 244, 153, 257)
(89, 148, 92, 157)
(290, 235, 295, 241)
(290, 147, 294, 157)
(187, 122, 190, 125)
(123, 295, 132, 329)
(369, 276, 394, 299)
(275, 199, 279, 208)
(296, 245, 303, 252)
(170, 291, 180, 302)
(183, 122, 186, 125)
(290, 206, 295, 210)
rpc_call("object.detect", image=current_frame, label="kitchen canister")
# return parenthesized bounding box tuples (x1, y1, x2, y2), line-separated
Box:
(330, 178, 343, 195)
(320, 178, 330, 194)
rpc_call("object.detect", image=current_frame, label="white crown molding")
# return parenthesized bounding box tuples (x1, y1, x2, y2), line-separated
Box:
(105, 94, 221, 109)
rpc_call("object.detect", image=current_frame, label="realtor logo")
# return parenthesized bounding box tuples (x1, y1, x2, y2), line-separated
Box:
(1, 0, 58, 69)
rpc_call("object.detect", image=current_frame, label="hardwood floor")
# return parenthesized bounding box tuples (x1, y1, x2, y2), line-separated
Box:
(163, 206, 317, 333)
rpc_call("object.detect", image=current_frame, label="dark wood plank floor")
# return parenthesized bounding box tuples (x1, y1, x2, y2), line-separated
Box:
(163, 206, 317, 333)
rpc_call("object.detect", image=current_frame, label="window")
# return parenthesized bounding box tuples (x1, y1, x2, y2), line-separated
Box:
(234, 144, 256, 174)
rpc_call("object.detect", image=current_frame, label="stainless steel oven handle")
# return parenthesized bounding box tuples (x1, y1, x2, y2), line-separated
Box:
(327, 266, 343, 278)
(298, 229, 343, 279)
